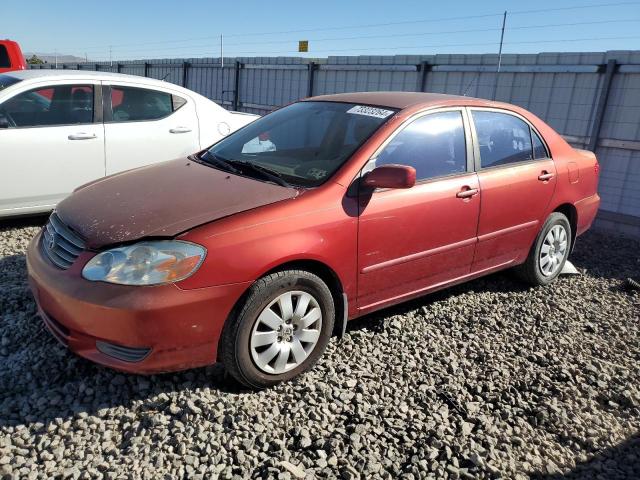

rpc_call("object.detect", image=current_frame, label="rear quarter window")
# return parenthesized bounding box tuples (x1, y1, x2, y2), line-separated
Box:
(532, 130, 549, 159)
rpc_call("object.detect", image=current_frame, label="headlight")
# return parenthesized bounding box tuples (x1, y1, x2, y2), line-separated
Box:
(82, 240, 206, 286)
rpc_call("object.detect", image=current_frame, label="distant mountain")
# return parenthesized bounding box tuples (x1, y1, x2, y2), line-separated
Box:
(24, 52, 90, 64)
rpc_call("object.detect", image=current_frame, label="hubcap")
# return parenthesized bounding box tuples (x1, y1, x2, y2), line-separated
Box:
(539, 224, 568, 277)
(250, 291, 322, 374)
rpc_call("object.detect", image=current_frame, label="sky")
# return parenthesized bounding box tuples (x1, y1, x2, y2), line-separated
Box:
(4, 0, 640, 61)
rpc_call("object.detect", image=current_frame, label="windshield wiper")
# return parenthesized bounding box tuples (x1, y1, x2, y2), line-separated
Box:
(197, 151, 241, 174)
(227, 160, 291, 187)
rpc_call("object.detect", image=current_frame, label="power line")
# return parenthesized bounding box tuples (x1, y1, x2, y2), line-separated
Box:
(68, 13, 504, 52)
(331, 34, 640, 54)
(58, 0, 640, 53)
(508, 1, 639, 15)
(222, 1, 640, 37)
(279, 34, 640, 55)
(226, 17, 640, 47)
(87, 34, 640, 61)
(82, 17, 640, 58)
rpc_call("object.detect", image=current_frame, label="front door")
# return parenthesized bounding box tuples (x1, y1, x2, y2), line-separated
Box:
(0, 81, 104, 216)
(468, 108, 557, 272)
(357, 109, 480, 312)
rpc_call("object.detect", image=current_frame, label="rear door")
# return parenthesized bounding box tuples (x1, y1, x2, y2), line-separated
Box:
(0, 80, 104, 215)
(468, 108, 557, 272)
(357, 108, 480, 312)
(103, 83, 199, 175)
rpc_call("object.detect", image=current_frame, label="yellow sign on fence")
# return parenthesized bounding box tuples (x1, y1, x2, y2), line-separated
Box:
(298, 40, 308, 53)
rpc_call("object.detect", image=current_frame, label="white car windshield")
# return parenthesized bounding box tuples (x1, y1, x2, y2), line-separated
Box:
(201, 101, 396, 187)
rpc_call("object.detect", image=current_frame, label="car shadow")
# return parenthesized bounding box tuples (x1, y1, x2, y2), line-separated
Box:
(531, 433, 640, 479)
(345, 268, 531, 335)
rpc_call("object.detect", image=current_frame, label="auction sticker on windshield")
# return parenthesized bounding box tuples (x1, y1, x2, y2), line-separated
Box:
(347, 105, 394, 119)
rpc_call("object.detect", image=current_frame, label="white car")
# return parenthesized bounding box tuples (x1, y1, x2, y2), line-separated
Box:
(0, 70, 258, 217)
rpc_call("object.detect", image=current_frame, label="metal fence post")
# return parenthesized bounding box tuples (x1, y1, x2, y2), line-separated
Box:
(182, 61, 189, 87)
(233, 61, 242, 111)
(116, 63, 121, 73)
(307, 61, 317, 97)
(588, 59, 617, 152)
(417, 61, 430, 92)
(95, 63, 99, 71)
(144, 62, 149, 78)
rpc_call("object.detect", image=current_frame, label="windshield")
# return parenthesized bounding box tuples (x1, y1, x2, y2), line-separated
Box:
(202, 101, 396, 187)
(0, 75, 21, 92)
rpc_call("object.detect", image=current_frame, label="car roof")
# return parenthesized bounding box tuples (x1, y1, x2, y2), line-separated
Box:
(306, 91, 500, 110)
(2, 69, 185, 90)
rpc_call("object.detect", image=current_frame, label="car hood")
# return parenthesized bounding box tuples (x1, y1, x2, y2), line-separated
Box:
(56, 158, 299, 249)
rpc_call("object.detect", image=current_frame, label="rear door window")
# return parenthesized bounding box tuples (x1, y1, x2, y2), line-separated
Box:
(0, 84, 94, 127)
(472, 111, 534, 168)
(109, 86, 174, 122)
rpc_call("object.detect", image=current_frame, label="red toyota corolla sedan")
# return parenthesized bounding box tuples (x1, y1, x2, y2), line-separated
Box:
(27, 92, 600, 388)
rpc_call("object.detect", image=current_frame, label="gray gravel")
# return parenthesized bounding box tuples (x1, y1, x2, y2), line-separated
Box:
(1, 216, 639, 479)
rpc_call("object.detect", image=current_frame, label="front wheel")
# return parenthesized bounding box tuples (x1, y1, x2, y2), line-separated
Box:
(515, 212, 571, 286)
(219, 270, 335, 389)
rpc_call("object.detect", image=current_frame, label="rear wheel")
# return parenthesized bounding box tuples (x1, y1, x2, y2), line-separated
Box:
(220, 270, 335, 389)
(516, 212, 571, 286)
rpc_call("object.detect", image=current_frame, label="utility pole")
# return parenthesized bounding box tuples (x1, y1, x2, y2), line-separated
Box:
(109, 45, 113, 67)
(220, 34, 224, 105)
(54, 49, 58, 69)
(84, 52, 88, 63)
(492, 11, 507, 100)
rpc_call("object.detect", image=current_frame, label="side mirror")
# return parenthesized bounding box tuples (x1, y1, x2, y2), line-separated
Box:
(363, 164, 416, 190)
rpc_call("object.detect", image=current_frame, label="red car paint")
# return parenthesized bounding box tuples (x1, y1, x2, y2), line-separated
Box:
(0, 40, 27, 73)
(27, 92, 600, 374)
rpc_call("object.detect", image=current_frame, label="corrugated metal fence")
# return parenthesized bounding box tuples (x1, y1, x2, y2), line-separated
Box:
(32, 51, 640, 236)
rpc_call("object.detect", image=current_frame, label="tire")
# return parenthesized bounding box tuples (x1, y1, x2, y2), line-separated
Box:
(219, 270, 335, 389)
(515, 212, 572, 286)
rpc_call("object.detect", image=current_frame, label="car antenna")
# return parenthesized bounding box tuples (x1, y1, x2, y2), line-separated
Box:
(462, 73, 480, 97)
(463, 10, 507, 98)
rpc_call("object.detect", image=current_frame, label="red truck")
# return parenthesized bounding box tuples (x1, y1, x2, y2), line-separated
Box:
(0, 40, 27, 73)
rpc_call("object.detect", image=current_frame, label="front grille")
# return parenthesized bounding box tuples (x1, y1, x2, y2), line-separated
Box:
(96, 341, 151, 363)
(41, 212, 86, 269)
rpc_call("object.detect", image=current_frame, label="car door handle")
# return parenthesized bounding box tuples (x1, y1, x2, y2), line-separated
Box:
(538, 171, 554, 181)
(169, 127, 192, 134)
(456, 187, 479, 199)
(68, 133, 97, 140)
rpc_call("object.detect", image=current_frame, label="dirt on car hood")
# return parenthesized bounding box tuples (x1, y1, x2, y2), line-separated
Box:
(55, 157, 299, 249)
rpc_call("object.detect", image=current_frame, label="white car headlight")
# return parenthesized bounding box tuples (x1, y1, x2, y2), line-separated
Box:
(82, 240, 206, 286)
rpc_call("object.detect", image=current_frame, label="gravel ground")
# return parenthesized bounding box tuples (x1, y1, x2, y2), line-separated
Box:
(0, 217, 639, 480)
